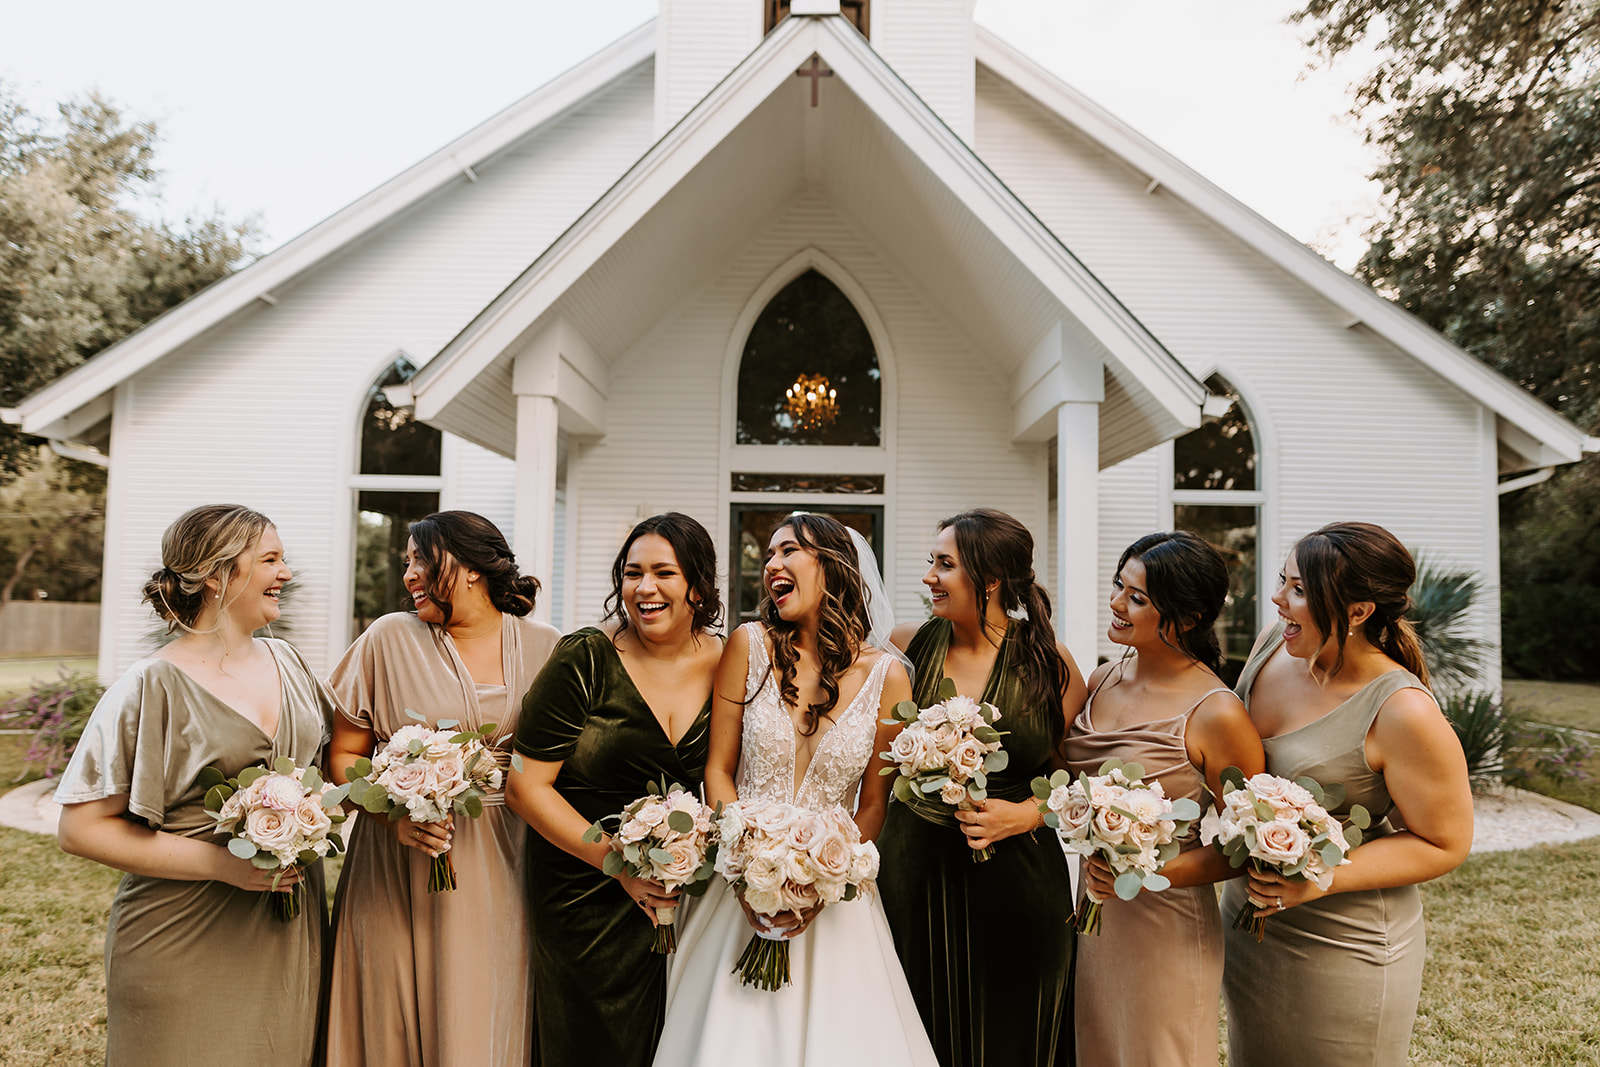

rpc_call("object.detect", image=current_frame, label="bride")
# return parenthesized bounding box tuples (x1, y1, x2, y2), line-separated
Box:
(653, 513, 939, 1066)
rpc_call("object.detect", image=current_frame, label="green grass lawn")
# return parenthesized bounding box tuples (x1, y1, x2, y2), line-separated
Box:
(1505, 678, 1600, 732)
(0, 657, 97, 702)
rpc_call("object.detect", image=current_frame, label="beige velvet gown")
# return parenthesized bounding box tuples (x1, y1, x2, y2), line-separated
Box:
(1221, 623, 1430, 1067)
(1063, 669, 1231, 1067)
(53, 639, 335, 1067)
(324, 611, 560, 1067)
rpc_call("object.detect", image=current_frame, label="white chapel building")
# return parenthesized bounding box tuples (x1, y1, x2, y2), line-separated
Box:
(9, 0, 1595, 685)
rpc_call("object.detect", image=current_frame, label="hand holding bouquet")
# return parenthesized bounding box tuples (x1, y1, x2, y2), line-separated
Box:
(1199, 768, 1370, 941)
(714, 799, 879, 990)
(581, 778, 718, 953)
(1032, 758, 1201, 934)
(346, 711, 505, 893)
(201, 757, 351, 921)
(880, 676, 1009, 861)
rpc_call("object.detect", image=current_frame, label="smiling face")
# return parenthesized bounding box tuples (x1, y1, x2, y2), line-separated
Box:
(764, 524, 825, 623)
(923, 525, 981, 625)
(403, 536, 470, 626)
(217, 525, 291, 630)
(1270, 550, 1326, 660)
(622, 533, 696, 641)
(1107, 555, 1167, 648)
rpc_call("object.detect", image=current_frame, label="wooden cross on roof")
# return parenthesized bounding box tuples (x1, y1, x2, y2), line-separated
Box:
(796, 56, 833, 107)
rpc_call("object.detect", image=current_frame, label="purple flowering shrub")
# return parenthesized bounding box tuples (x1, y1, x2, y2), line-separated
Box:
(0, 671, 103, 781)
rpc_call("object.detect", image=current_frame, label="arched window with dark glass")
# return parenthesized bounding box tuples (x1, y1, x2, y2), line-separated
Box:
(1171, 373, 1263, 680)
(352, 356, 443, 636)
(736, 269, 881, 447)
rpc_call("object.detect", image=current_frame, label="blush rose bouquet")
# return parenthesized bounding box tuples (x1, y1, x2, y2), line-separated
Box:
(1031, 758, 1201, 934)
(345, 711, 505, 893)
(1199, 768, 1371, 941)
(879, 676, 1009, 862)
(713, 798, 879, 990)
(200, 757, 351, 921)
(581, 777, 718, 953)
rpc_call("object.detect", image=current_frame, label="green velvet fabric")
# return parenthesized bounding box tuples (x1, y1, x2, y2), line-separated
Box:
(877, 618, 1076, 1066)
(513, 629, 711, 1067)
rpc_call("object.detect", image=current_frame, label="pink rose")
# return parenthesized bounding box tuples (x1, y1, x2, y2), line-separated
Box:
(633, 800, 668, 828)
(948, 738, 987, 780)
(380, 760, 433, 801)
(751, 803, 798, 837)
(1091, 804, 1132, 845)
(778, 880, 820, 914)
(786, 814, 822, 852)
(1255, 819, 1311, 867)
(917, 702, 949, 728)
(938, 780, 968, 806)
(245, 807, 298, 853)
(809, 829, 853, 881)
(656, 838, 702, 884)
(930, 722, 962, 756)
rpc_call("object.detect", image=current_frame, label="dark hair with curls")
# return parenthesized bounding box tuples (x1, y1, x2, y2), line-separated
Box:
(602, 512, 723, 640)
(1292, 521, 1430, 685)
(142, 504, 273, 634)
(939, 508, 1071, 743)
(1116, 531, 1230, 674)
(407, 511, 540, 625)
(759, 512, 871, 736)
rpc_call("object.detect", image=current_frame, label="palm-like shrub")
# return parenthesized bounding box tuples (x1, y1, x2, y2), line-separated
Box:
(1409, 556, 1487, 693)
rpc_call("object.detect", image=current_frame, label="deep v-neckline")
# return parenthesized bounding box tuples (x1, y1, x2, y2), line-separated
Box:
(603, 635, 712, 750)
(154, 641, 287, 744)
(777, 645, 891, 802)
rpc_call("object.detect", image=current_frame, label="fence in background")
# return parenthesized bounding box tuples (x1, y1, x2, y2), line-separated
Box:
(0, 602, 100, 656)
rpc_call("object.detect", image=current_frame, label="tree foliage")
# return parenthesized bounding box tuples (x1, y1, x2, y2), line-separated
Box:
(0, 83, 255, 480)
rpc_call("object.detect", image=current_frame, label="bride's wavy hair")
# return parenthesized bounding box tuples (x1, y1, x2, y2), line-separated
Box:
(758, 512, 871, 737)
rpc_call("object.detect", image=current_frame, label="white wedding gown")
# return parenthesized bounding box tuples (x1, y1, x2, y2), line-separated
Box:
(652, 624, 939, 1067)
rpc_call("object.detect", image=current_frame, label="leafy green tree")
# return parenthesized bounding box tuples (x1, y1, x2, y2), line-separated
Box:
(1293, 0, 1600, 679)
(0, 446, 105, 612)
(0, 83, 255, 481)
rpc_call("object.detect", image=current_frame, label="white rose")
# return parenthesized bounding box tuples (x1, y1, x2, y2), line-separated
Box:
(751, 803, 798, 837)
(948, 738, 987, 780)
(618, 815, 652, 844)
(938, 780, 969, 806)
(743, 886, 783, 916)
(431, 752, 468, 797)
(1255, 819, 1311, 867)
(848, 843, 880, 883)
(784, 850, 819, 886)
(743, 851, 786, 893)
(887, 730, 923, 771)
(1054, 786, 1093, 840)
(1247, 774, 1307, 816)
(930, 722, 962, 756)
(786, 814, 822, 852)
(809, 829, 853, 882)
(917, 703, 949, 728)
(380, 760, 433, 802)
(291, 796, 332, 840)
(245, 806, 299, 854)
(633, 800, 668, 828)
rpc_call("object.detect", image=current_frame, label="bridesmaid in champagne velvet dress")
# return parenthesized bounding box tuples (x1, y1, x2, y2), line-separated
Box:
(1222, 522, 1473, 1067)
(326, 511, 559, 1067)
(508, 513, 723, 1067)
(1064, 532, 1264, 1066)
(879, 509, 1087, 1067)
(56, 505, 334, 1067)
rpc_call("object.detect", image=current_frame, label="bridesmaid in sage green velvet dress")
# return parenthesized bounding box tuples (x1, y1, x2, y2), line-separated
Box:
(509, 514, 723, 1067)
(879, 509, 1087, 1067)
(1222, 522, 1473, 1067)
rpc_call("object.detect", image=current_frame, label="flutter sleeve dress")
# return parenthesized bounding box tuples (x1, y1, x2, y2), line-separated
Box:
(1220, 622, 1430, 1067)
(1063, 671, 1232, 1066)
(512, 627, 713, 1067)
(52, 638, 335, 1067)
(324, 610, 560, 1067)
(876, 617, 1077, 1067)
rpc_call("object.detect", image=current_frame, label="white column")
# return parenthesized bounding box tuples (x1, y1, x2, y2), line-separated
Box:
(514, 394, 559, 623)
(1056, 401, 1099, 669)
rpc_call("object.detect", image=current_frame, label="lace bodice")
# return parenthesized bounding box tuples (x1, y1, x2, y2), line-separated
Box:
(735, 622, 892, 812)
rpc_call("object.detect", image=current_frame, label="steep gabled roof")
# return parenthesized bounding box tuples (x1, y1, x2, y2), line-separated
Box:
(410, 14, 1210, 452)
(973, 26, 1598, 471)
(3, 19, 658, 440)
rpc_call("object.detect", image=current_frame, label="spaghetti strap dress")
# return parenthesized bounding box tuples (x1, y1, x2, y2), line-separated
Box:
(876, 617, 1076, 1067)
(1221, 622, 1431, 1067)
(1063, 671, 1231, 1066)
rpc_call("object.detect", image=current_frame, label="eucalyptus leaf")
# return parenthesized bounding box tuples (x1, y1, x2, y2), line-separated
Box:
(1030, 777, 1052, 800)
(196, 766, 227, 789)
(1114, 871, 1143, 900)
(204, 784, 232, 812)
(1349, 803, 1372, 830)
(1321, 781, 1348, 811)
(1121, 761, 1146, 781)
(237, 766, 267, 788)
(1219, 766, 1247, 791)
(297, 849, 318, 866)
(274, 756, 296, 776)
(1321, 841, 1343, 868)
(407, 740, 425, 757)
(1113, 843, 1141, 855)
(843, 883, 858, 902)
(323, 783, 351, 807)
(879, 765, 898, 776)
(623, 842, 642, 863)
(1252, 798, 1276, 822)
(1142, 872, 1171, 893)
(450, 733, 476, 745)
(893, 777, 912, 803)
(250, 853, 278, 869)
(667, 810, 695, 834)
(511, 751, 524, 773)
(1043, 812, 1059, 829)
(436, 718, 460, 729)
(1344, 825, 1364, 849)
(351, 757, 373, 779)
(1050, 769, 1072, 788)
(479, 723, 498, 735)
(1170, 798, 1202, 821)
(937, 677, 957, 701)
(1295, 775, 1327, 806)
(984, 751, 1009, 772)
(404, 708, 426, 721)
(582, 823, 604, 844)
(362, 793, 391, 815)
(973, 769, 987, 789)
(648, 847, 674, 866)
(601, 851, 625, 878)
(462, 795, 483, 819)
(228, 837, 258, 859)
(894, 700, 919, 722)
(1096, 758, 1122, 776)
(968, 785, 987, 802)
(300, 766, 323, 793)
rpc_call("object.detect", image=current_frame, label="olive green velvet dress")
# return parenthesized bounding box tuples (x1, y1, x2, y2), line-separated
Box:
(513, 628, 713, 1067)
(1221, 623, 1430, 1067)
(53, 639, 335, 1067)
(877, 618, 1076, 1067)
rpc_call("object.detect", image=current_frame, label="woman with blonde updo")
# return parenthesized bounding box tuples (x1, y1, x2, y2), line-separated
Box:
(326, 510, 560, 1067)
(1222, 521, 1473, 1066)
(56, 504, 336, 1067)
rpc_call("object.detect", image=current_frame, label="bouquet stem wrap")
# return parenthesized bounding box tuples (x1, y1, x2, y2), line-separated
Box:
(429, 852, 457, 894)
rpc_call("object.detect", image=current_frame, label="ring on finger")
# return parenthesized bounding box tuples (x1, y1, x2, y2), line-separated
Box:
(1276, 899, 1285, 911)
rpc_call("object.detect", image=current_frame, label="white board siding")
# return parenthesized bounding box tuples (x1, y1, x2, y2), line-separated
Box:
(657, 0, 762, 134)
(98, 65, 657, 678)
(1095, 449, 1165, 664)
(975, 69, 1499, 663)
(565, 189, 1042, 630)
(871, 0, 977, 141)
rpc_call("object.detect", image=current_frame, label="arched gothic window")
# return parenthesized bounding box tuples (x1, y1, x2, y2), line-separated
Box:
(1171, 373, 1263, 678)
(352, 357, 442, 636)
(736, 269, 881, 447)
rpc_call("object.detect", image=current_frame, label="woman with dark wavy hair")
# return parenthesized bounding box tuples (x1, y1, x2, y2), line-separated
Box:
(509, 512, 723, 1067)
(1222, 521, 1472, 1067)
(878, 508, 1087, 1067)
(326, 510, 560, 1067)
(652, 512, 937, 1067)
(1065, 531, 1264, 1066)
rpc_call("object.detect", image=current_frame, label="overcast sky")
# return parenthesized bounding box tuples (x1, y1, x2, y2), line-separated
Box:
(0, 0, 1381, 266)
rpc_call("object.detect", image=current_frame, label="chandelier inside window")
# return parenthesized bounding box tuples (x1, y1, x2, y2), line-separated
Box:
(783, 373, 838, 432)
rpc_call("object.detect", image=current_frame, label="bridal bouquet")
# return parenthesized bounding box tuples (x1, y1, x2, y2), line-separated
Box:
(200, 757, 351, 921)
(1199, 769, 1370, 941)
(880, 676, 1009, 861)
(346, 711, 504, 893)
(714, 799, 879, 991)
(1032, 758, 1201, 934)
(581, 778, 718, 953)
